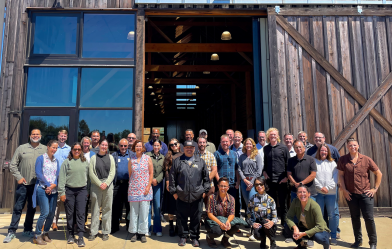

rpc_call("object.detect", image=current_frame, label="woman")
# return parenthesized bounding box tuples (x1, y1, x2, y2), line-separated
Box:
(88, 139, 116, 242)
(32, 140, 60, 245)
(246, 177, 278, 249)
(146, 139, 164, 236)
(314, 144, 339, 245)
(128, 140, 153, 243)
(238, 138, 263, 205)
(338, 138, 382, 249)
(58, 142, 89, 247)
(81, 137, 92, 163)
(206, 177, 239, 248)
(162, 138, 183, 237)
(285, 185, 331, 249)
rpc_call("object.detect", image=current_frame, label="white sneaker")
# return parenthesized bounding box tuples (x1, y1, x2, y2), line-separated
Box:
(145, 232, 151, 237)
(248, 235, 257, 241)
(156, 232, 163, 237)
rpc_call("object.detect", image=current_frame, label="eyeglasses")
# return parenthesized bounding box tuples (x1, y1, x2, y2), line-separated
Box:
(254, 184, 264, 187)
(169, 143, 178, 146)
(127, 137, 136, 140)
(119, 145, 128, 147)
(73, 149, 81, 151)
(218, 185, 229, 188)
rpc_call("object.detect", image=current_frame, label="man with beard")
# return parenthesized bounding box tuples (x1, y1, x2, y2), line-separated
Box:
(145, 128, 168, 155)
(199, 129, 216, 154)
(4, 129, 46, 243)
(180, 129, 199, 154)
(90, 131, 101, 155)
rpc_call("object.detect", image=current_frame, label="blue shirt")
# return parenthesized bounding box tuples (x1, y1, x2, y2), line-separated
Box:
(230, 143, 244, 159)
(54, 143, 71, 167)
(256, 143, 263, 151)
(115, 150, 130, 181)
(306, 144, 340, 162)
(144, 140, 168, 155)
(214, 148, 238, 185)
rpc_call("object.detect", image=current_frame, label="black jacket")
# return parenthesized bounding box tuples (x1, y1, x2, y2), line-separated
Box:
(169, 154, 210, 203)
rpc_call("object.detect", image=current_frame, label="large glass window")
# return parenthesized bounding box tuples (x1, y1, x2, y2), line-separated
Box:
(32, 14, 78, 55)
(82, 14, 135, 58)
(26, 67, 78, 107)
(29, 116, 70, 145)
(80, 68, 133, 107)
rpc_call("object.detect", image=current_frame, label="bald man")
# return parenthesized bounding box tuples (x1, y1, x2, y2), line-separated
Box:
(144, 128, 168, 155)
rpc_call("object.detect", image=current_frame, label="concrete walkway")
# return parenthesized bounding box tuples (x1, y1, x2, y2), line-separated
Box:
(0, 213, 390, 249)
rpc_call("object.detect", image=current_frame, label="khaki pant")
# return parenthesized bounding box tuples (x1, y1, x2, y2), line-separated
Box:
(90, 183, 113, 236)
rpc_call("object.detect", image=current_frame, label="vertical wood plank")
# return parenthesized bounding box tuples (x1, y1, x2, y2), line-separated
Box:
(107, 0, 120, 8)
(231, 84, 236, 130)
(120, 0, 133, 8)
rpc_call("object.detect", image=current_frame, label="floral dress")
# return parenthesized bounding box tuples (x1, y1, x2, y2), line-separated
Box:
(40, 153, 58, 194)
(128, 154, 153, 202)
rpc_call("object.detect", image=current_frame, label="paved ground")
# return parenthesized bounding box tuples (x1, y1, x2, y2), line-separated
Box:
(0, 213, 390, 249)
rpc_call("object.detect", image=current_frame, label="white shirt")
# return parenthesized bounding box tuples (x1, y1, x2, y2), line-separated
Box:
(314, 159, 338, 195)
(288, 147, 296, 158)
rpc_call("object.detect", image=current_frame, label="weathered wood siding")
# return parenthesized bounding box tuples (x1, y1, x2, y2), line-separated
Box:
(269, 15, 392, 207)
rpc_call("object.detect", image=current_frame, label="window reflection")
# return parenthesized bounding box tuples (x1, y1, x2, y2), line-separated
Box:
(32, 15, 77, 55)
(78, 110, 133, 152)
(80, 68, 133, 107)
(29, 116, 69, 145)
(26, 67, 78, 107)
(82, 14, 135, 58)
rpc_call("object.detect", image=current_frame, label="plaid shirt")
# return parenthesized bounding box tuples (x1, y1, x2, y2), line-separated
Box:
(197, 150, 217, 186)
(207, 193, 235, 217)
(214, 148, 238, 185)
(246, 192, 278, 225)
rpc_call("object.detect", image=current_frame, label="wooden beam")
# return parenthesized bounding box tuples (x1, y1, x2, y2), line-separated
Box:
(275, 15, 392, 137)
(155, 21, 250, 27)
(238, 52, 253, 65)
(231, 84, 237, 130)
(146, 78, 231, 84)
(145, 43, 253, 53)
(145, 9, 267, 17)
(224, 72, 243, 88)
(332, 72, 392, 149)
(148, 19, 174, 43)
(268, 7, 392, 16)
(135, 9, 145, 140)
(245, 72, 253, 131)
(146, 65, 253, 72)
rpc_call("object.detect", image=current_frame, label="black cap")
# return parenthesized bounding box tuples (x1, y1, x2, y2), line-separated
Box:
(184, 141, 195, 147)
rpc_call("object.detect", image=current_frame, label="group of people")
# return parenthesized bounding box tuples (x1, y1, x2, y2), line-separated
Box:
(3, 127, 382, 249)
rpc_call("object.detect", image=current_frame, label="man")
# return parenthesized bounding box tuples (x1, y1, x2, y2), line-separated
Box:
(127, 133, 137, 149)
(111, 139, 131, 234)
(4, 129, 46, 243)
(287, 140, 317, 201)
(170, 141, 210, 247)
(284, 133, 296, 158)
(230, 131, 244, 158)
(298, 131, 313, 152)
(196, 137, 217, 206)
(256, 131, 267, 151)
(90, 130, 101, 154)
(214, 135, 240, 217)
(52, 130, 72, 230)
(180, 129, 199, 154)
(263, 128, 289, 226)
(145, 128, 168, 155)
(217, 129, 235, 150)
(199, 129, 216, 154)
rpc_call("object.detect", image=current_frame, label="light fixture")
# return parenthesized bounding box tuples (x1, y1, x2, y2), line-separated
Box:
(211, 53, 219, 61)
(158, 95, 163, 99)
(203, 71, 210, 74)
(148, 86, 153, 89)
(155, 104, 157, 105)
(195, 86, 199, 89)
(150, 92, 155, 95)
(221, 31, 232, 40)
(127, 31, 135, 40)
(153, 99, 156, 101)
(145, 71, 148, 74)
(192, 92, 196, 96)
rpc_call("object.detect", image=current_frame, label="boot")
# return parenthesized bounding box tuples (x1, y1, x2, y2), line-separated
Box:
(42, 233, 52, 243)
(221, 236, 232, 249)
(270, 240, 277, 249)
(169, 220, 175, 237)
(33, 234, 47, 245)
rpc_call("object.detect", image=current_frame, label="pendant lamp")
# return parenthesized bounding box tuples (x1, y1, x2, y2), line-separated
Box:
(221, 31, 232, 40)
(211, 53, 219, 61)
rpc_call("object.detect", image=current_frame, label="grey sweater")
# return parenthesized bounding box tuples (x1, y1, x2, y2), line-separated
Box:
(238, 153, 263, 184)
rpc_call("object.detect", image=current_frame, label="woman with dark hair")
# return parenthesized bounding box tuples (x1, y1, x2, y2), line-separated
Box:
(286, 185, 331, 249)
(88, 139, 116, 241)
(205, 177, 239, 248)
(246, 177, 278, 249)
(58, 142, 89, 247)
(146, 139, 164, 236)
(162, 138, 183, 237)
(128, 140, 153, 243)
(32, 140, 60, 245)
(314, 143, 338, 245)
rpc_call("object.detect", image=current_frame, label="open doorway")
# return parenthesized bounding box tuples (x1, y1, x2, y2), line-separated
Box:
(144, 16, 255, 146)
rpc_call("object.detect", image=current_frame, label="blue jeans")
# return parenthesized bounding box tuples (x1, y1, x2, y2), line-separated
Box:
(241, 180, 257, 205)
(148, 182, 163, 233)
(335, 187, 340, 233)
(316, 193, 338, 239)
(35, 187, 58, 235)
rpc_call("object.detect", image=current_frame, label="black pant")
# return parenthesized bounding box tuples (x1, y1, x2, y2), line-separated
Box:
(347, 193, 377, 245)
(8, 184, 36, 233)
(65, 186, 88, 237)
(176, 198, 203, 240)
(254, 222, 277, 246)
(111, 180, 130, 230)
(266, 180, 288, 224)
(205, 222, 240, 239)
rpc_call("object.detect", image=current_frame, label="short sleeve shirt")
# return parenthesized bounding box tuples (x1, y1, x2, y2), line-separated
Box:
(197, 150, 217, 186)
(287, 155, 317, 195)
(207, 193, 235, 217)
(337, 153, 379, 194)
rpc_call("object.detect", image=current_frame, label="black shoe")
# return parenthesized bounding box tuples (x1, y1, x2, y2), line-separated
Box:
(370, 244, 377, 249)
(270, 242, 278, 249)
(102, 234, 109, 241)
(140, 235, 147, 243)
(192, 239, 200, 247)
(88, 234, 97, 241)
(77, 237, 85, 247)
(67, 235, 75, 244)
(130, 233, 137, 242)
(350, 241, 363, 248)
(178, 238, 187, 246)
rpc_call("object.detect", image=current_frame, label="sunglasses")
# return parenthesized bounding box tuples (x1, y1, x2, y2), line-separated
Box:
(169, 143, 178, 146)
(254, 183, 264, 187)
(127, 137, 136, 140)
(119, 145, 128, 147)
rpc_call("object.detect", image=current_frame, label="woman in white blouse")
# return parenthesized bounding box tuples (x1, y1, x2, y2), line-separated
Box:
(314, 143, 339, 245)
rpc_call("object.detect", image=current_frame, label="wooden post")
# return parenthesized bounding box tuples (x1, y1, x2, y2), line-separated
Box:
(246, 72, 253, 131)
(231, 84, 237, 130)
(134, 9, 145, 139)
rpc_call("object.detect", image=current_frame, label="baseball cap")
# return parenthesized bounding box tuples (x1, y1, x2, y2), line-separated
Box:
(199, 129, 208, 135)
(184, 141, 195, 147)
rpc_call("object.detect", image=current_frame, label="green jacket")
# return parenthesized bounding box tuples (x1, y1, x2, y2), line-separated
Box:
(89, 154, 116, 187)
(146, 151, 164, 183)
(285, 198, 330, 238)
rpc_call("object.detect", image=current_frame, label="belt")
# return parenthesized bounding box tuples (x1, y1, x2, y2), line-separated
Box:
(116, 180, 128, 184)
(245, 177, 253, 181)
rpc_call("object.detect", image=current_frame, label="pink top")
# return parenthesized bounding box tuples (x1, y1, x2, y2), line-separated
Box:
(128, 154, 153, 202)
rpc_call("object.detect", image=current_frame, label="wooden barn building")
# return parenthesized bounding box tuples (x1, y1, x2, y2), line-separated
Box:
(0, 0, 392, 210)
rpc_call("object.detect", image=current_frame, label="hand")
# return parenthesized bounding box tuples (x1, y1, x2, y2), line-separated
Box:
(152, 179, 158, 186)
(173, 193, 178, 200)
(144, 186, 151, 195)
(263, 220, 274, 229)
(343, 189, 352, 201)
(50, 183, 56, 189)
(263, 172, 269, 180)
(364, 188, 377, 198)
(100, 183, 108, 190)
(225, 221, 231, 231)
(253, 223, 261, 229)
(60, 195, 66, 202)
(294, 232, 306, 240)
(202, 193, 206, 199)
(235, 181, 240, 189)
(244, 179, 251, 186)
(166, 181, 170, 192)
(321, 187, 329, 194)
(219, 222, 227, 230)
(294, 182, 300, 188)
(279, 177, 288, 184)
(292, 226, 300, 239)
(17, 178, 27, 185)
(45, 188, 52, 194)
